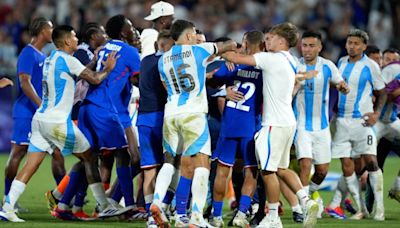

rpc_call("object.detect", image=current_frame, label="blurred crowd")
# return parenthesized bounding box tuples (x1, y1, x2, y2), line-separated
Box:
(0, 0, 399, 77)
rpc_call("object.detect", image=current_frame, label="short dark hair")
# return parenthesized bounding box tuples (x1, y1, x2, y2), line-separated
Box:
(383, 47, 400, 56)
(269, 22, 299, 48)
(106, 14, 126, 40)
(52, 25, 74, 48)
(81, 22, 102, 43)
(246, 30, 264, 46)
(157, 29, 172, 41)
(347, 29, 369, 44)
(195, 29, 203, 35)
(170, 19, 194, 41)
(301, 31, 322, 40)
(214, 37, 232, 42)
(29, 17, 50, 37)
(365, 45, 380, 56)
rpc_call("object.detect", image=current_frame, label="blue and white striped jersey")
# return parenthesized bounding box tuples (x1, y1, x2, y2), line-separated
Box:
(34, 50, 86, 122)
(337, 55, 384, 119)
(380, 63, 400, 122)
(294, 56, 343, 131)
(158, 43, 217, 116)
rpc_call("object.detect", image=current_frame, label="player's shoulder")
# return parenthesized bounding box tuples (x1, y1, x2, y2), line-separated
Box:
(382, 62, 400, 75)
(337, 56, 348, 66)
(363, 55, 381, 72)
(319, 56, 337, 69)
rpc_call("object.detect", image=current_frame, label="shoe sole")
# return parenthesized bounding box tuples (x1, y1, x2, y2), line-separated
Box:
(150, 205, 170, 228)
(304, 204, 319, 228)
(98, 206, 131, 219)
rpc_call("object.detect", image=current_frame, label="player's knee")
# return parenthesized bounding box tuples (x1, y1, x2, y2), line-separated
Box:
(365, 160, 379, 171)
(115, 149, 131, 167)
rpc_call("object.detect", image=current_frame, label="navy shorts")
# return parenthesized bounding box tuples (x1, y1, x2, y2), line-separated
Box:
(11, 118, 32, 145)
(138, 125, 163, 168)
(213, 136, 257, 167)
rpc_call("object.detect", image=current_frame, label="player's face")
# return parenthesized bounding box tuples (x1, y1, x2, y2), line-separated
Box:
(301, 37, 322, 62)
(345, 36, 366, 58)
(122, 19, 141, 49)
(42, 21, 53, 43)
(383, 52, 400, 67)
(196, 34, 206, 44)
(367, 52, 382, 67)
(264, 32, 273, 52)
(160, 15, 174, 29)
(266, 33, 283, 52)
(93, 26, 107, 48)
(67, 30, 79, 51)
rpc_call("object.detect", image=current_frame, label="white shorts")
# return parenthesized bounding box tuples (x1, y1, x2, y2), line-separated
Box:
(255, 125, 296, 172)
(331, 118, 377, 158)
(28, 119, 90, 155)
(163, 113, 211, 157)
(374, 119, 400, 142)
(295, 127, 331, 165)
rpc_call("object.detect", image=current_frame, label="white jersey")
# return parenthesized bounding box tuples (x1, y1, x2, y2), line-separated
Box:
(380, 63, 400, 122)
(140, 28, 158, 60)
(159, 43, 217, 117)
(294, 56, 343, 131)
(34, 50, 86, 123)
(253, 51, 296, 127)
(337, 55, 385, 119)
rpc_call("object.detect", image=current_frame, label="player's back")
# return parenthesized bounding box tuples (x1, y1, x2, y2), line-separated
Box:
(337, 55, 384, 118)
(159, 43, 216, 116)
(34, 50, 86, 122)
(13, 44, 46, 118)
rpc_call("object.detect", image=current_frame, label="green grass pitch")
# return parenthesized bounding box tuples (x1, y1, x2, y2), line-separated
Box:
(0, 154, 399, 227)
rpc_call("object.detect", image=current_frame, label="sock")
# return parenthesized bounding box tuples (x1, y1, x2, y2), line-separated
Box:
(292, 204, 303, 214)
(74, 175, 88, 209)
(238, 195, 252, 214)
(163, 189, 175, 205)
(191, 167, 210, 214)
(369, 169, 384, 209)
(345, 173, 362, 212)
(303, 185, 310, 196)
(269, 202, 279, 218)
(89, 183, 108, 209)
(295, 189, 310, 208)
(54, 175, 64, 185)
(3, 180, 26, 211)
(212, 201, 223, 217)
(395, 176, 400, 190)
(144, 194, 153, 214)
(116, 166, 134, 207)
(56, 175, 70, 194)
(309, 181, 320, 196)
(111, 183, 123, 203)
(59, 171, 81, 207)
(103, 182, 110, 191)
(4, 177, 13, 196)
(176, 176, 192, 215)
(153, 163, 176, 206)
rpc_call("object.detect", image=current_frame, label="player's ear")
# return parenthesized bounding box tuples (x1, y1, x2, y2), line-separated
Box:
(259, 42, 266, 51)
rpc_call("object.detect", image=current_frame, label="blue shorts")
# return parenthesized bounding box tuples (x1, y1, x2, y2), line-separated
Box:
(138, 125, 163, 168)
(11, 118, 32, 145)
(118, 109, 132, 129)
(213, 136, 257, 167)
(78, 103, 127, 151)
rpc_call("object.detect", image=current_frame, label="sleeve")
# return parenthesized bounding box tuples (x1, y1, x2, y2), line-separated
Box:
(73, 49, 91, 65)
(66, 55, 87, 77)
(17, 49, 34, 76)
(381, 66, 396, 84)
(369, 61, 385, 90)
(140, 29, 158, 59)
(126, 46, 141, 76)
(197, 42, 217, 56)
(327, 61, 343, 84)
(253, 52, 270, 70)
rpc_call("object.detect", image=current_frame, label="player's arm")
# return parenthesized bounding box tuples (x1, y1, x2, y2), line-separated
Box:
(363, 88, 387, 126)
(389, 87, 400, 100)
(79, 51, 119, 85)
(215, 40, 237, 55)
(0, 77, 14, 88)
(221, 51, 256, 66)
(19, 73, 42, 107)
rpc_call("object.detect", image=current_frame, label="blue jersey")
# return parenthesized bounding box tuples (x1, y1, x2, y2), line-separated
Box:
(84, 40, 140, 112)
(293, 56, 343, 131)
(12, 44, 46, 118)
(73, 42, 94, 66)
(215, 64, 263, 137)
(337, 55, 385, 118)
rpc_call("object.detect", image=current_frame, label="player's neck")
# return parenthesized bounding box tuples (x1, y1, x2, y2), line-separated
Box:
(31, 38, 47, 51)
(305, 58, 317, 65)
(58, 47, 73, 55)
(348, 54, 363, 63)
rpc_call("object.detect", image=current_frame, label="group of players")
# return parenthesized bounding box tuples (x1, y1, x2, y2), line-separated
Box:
(1, 1, 400, 228)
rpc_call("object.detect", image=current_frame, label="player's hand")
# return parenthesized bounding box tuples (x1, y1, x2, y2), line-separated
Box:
(336, 81, 350, 94)
(362, 112, 379, 127)
(295, 70, 318, 81)
(102, 51, 119, 73)
(206, 69, 218, 79)
(226, 86, 244, 102)
(225, 61, 236, 72)
(0, 77, 14, 88)
(93, 46, 104, 61)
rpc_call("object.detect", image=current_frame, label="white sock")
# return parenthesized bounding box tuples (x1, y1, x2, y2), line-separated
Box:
(345, 173, 362, 212)
(3, 180, 26, 212)
(58, 202, 70, 211)
(369, 169, 384, 209)
(191, 167, 210, 214)
(269, 202, 280, 218)
(72, 205, 82, 213)
(395, 176, 400, 190)
(303, 185, 310, 196)
(89, 183, 108, 209)
(153, 163, 175, 206)
(52, 189, 63, 200)
(309, 181, 320, 196)
(329, 176, 346, 208)
(145, 194, 153, 206)
(292, 204, 303, 214)
(295, 189, 310, 208)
